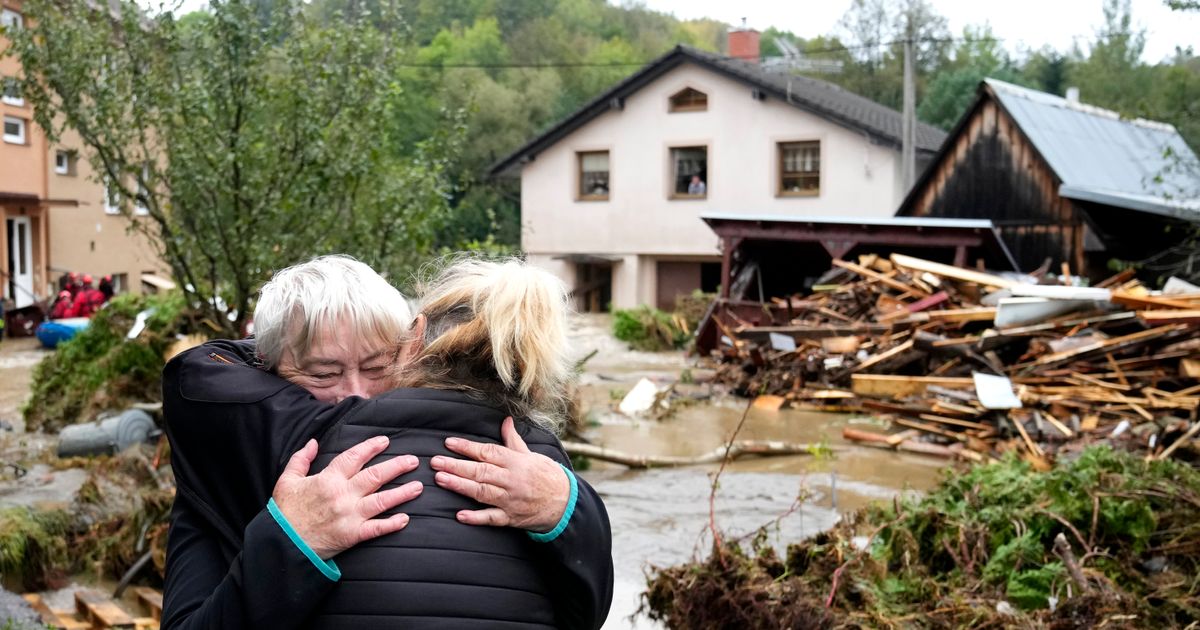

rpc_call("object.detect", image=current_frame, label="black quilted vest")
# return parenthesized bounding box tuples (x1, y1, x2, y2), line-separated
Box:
(304, 388, 564, 630)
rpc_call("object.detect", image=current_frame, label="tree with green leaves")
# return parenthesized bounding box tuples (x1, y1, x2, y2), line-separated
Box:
(5, 0, 462, 336)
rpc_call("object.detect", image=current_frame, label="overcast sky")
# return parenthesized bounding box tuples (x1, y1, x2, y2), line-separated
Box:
(162, 0, 1198, 63)
(636, 0, 1199, 63)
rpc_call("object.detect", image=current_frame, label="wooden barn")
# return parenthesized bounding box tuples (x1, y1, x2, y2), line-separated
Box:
(897, 79, 1200, 278)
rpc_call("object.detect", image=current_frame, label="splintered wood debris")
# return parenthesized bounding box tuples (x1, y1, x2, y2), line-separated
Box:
(704, 253, 1200, 465)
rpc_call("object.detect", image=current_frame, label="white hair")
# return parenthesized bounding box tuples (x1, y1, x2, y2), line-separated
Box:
(253, 255, 413, 368)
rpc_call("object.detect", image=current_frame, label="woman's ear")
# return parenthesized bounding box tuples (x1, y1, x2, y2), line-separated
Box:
(396, 314, 426, 366)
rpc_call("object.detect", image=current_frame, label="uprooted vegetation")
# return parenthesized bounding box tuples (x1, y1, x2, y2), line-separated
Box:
(0, 446, 172, 592)
(643, 447, 1200, 628)
(613, 292, 714, 352)
(22, 292, 188, 433)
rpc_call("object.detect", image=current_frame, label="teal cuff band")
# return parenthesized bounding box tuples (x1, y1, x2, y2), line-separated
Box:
(267, 497, 341, 582)
(527, 464, 578, 543)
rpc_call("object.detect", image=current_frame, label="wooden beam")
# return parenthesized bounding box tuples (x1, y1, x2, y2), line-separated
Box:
(831, 258, 931, 297)
(890, 253, 1018, 289)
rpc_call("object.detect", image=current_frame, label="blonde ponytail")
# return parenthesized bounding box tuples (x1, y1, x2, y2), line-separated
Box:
(395, 257, 573, 431)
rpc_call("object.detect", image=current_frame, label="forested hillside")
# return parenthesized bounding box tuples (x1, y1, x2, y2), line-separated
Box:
(300, 0, 1200, 249)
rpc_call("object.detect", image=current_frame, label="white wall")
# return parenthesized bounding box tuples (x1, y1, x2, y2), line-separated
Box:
(519, 62, 905, 307)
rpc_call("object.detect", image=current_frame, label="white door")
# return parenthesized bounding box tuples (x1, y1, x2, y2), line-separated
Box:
(6, 216, 33, 309)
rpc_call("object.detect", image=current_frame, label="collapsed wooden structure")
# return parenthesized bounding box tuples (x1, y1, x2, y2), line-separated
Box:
(701, 252, 1200, 465)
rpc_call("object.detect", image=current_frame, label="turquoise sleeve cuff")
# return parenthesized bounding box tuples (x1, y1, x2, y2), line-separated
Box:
(266, 498, 341, 582)
(527, 464, 578, 544)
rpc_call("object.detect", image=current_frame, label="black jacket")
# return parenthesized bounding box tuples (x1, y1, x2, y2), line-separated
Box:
(161, 340, 613, 630)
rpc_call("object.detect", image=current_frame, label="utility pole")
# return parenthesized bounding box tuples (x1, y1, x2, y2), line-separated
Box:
(901, 35, 916, 190)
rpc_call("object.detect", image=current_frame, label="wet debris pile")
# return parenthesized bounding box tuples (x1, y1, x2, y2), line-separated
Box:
(703, 254, 1200, 465)
(0, 444, 173, 592)
(643, 446, 1200, 629)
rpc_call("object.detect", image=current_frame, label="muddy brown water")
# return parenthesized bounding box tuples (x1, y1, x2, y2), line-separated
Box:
(568, 315, 946, 628)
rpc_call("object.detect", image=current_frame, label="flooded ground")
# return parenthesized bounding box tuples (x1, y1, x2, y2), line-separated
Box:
(567, 314, 946, 628)
(0, 337, 45, 433)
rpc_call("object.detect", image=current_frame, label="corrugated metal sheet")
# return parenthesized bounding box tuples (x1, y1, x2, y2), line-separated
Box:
(986, 79, 1199, 217)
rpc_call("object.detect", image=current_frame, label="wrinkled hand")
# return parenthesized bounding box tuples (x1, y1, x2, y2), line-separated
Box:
(431, 417, 569, 533)
(272, 436, 423, 559)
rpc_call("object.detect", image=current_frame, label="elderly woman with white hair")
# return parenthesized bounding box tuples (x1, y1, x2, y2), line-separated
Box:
(161, 256, 613, 629)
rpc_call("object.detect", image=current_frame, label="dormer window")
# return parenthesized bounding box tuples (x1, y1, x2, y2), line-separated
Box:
(669, 87, 707, 113)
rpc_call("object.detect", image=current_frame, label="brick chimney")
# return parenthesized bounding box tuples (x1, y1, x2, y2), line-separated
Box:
(728, 21, 760, 63)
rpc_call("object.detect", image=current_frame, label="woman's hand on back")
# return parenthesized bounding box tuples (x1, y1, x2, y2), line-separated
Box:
(430, 417, 570, 533)
(273, 436, 424, 559)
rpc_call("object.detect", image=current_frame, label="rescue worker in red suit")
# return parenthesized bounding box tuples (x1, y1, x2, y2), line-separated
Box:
(69, 275, 107, 318)
(50, 290, 74, 319)
(58, 271, 81, 298)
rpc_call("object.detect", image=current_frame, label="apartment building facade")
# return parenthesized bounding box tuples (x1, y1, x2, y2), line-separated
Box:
(2, 0, 163, 316)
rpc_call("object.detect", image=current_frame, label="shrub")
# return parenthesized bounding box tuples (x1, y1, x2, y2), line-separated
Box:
(612, 306, 689, 351)
(23, 292, 188, 433)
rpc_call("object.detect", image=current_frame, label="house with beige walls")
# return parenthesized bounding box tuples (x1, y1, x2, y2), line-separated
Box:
(492, 33, 947, 311)
(2, 0, 163, 321)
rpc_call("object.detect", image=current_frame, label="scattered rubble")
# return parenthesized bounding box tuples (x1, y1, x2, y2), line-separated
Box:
(700, 254, 1200, 465)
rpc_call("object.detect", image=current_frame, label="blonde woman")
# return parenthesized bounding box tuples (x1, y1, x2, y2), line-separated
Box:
(162, 257, 613, 630)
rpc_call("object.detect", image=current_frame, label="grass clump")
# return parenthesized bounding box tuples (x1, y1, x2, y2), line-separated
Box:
(23, 292, 187, 433)
(612, 306, 689, 351)
(0, 507, 71, 591)
(644, 446, 1200, 628)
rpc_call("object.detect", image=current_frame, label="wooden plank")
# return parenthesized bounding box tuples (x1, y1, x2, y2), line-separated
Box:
(1011, 414, 1045, 457)
(1067, 372, 1131, 391)
(75, 590, 135, 629)
(1040, 411, 1075, 438)
(905, 291, 950, 313)
(21, 594, 90, 630)
(831, 258, 931, 297)
(1113, 292, 1198, 310)
(1137, 310, 1200, 325)
(852, 374, 1051, 398)
(918, 413, 991, 431)
(890, 253, 1018, 289)
(1023, 324, 1186, 371)
(894, 417, 969, 442)
(1095, 268, 1137, 289)
(132, 587, 163, 622)
(852, 340, 915, 373)
(925, 307, 997, 322)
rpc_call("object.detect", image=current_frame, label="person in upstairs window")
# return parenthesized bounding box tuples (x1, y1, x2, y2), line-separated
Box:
(688, 174, 706, 195)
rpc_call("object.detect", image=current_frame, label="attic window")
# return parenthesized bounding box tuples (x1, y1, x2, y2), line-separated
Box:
(669, 88, 707, 113)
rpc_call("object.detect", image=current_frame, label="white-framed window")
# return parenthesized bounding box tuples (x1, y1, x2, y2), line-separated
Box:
(670, 146, 708, 199)
(1, 76, 21, 107)
(2, 115, 25, 145)
(55, 150, 74, 175)
(778, 141, 821, 196)
(0, 8, 22, 31)
(577, 151, 610, 201)
(134, 163, 150, 215)
(104, 176, 121, 215)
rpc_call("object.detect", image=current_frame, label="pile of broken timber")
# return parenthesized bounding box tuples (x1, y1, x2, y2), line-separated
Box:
(22, 587, 162, 630)
(707, 254, 1200, 466)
